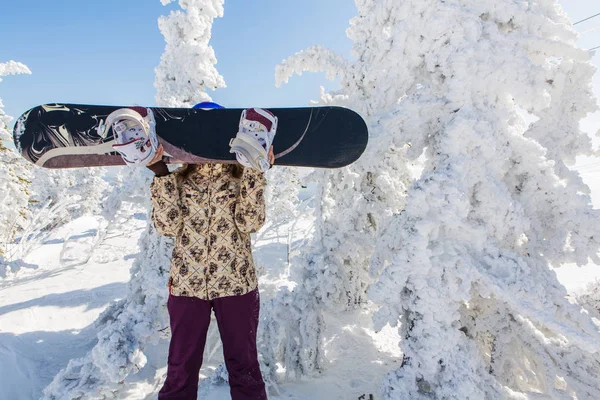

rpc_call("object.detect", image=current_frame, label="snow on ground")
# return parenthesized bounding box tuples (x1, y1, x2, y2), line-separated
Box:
(0, 202, 146, 400)
(1, 168, 600, 399)
(263, 310, 401, 400)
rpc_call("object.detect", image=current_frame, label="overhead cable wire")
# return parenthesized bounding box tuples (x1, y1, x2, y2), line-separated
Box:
(574, 12, 600, 26)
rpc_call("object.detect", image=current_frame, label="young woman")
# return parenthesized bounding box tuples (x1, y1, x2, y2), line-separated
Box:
(148, 143, 273, 400)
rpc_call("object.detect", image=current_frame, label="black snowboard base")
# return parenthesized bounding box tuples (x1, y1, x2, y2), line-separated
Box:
(13, 104, 368, 169)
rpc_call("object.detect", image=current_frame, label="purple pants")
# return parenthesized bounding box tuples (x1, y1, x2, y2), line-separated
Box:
(158, 289, 267, 400)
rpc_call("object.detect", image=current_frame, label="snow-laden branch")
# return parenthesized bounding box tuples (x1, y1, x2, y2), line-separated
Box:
(0, 61, 31, 83)
(275, 45, 349, 88)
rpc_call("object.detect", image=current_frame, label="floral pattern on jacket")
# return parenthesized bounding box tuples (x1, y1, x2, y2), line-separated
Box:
(150, 163, 266, 300)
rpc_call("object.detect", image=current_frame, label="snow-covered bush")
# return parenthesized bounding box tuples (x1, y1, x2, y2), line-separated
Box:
(27, 167, 109, 229)
(264, 167, 302, 226)
(11, 159, 109, 269)
(67, 168, 110, 218)
(260, 286, 326, 382)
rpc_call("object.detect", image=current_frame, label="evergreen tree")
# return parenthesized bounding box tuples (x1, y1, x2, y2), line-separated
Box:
(278, 1, 600, 398)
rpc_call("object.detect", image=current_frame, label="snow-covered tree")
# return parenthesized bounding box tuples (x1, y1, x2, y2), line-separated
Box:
(0, 116, 31, 259)
(67, 168, 110, 218)
(272, 27, 414, 385)
(155, 0, 226, 107)
(0, 61, 31, 270)
(12, 164, 109, 267)
(279, 0, 600, 398)
(264, 167, 302, 228)
(361, 1, 600, 399)
(43, 1, 226, 398)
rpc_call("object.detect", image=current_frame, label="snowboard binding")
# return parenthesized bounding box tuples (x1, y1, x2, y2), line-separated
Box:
(229, 108, 277, 172)
(101, 107, 159, 166)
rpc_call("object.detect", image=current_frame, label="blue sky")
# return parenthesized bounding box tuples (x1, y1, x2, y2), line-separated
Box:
(1, 1, 599, 132)
(0, 0, 356, 124)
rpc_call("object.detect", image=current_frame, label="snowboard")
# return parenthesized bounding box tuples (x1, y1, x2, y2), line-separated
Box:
(12, 103, 368, 169)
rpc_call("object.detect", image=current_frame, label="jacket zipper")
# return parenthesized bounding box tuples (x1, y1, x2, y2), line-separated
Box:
(207, 167, 213, 298)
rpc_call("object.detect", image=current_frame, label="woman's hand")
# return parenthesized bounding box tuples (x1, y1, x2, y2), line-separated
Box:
(148, 144, 164, 166)
(146, 144, 170, 176)
(268, 145, 274, 166)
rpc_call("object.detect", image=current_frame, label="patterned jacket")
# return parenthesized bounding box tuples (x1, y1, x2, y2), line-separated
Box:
(150, 163, 266, 300)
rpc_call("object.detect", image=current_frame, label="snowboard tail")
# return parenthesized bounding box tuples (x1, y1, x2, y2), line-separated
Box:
(13, 104, 368, 169)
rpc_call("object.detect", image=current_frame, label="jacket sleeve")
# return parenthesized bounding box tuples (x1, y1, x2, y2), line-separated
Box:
(150, 172, 183, 237)
(234, 168, 267, 234)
